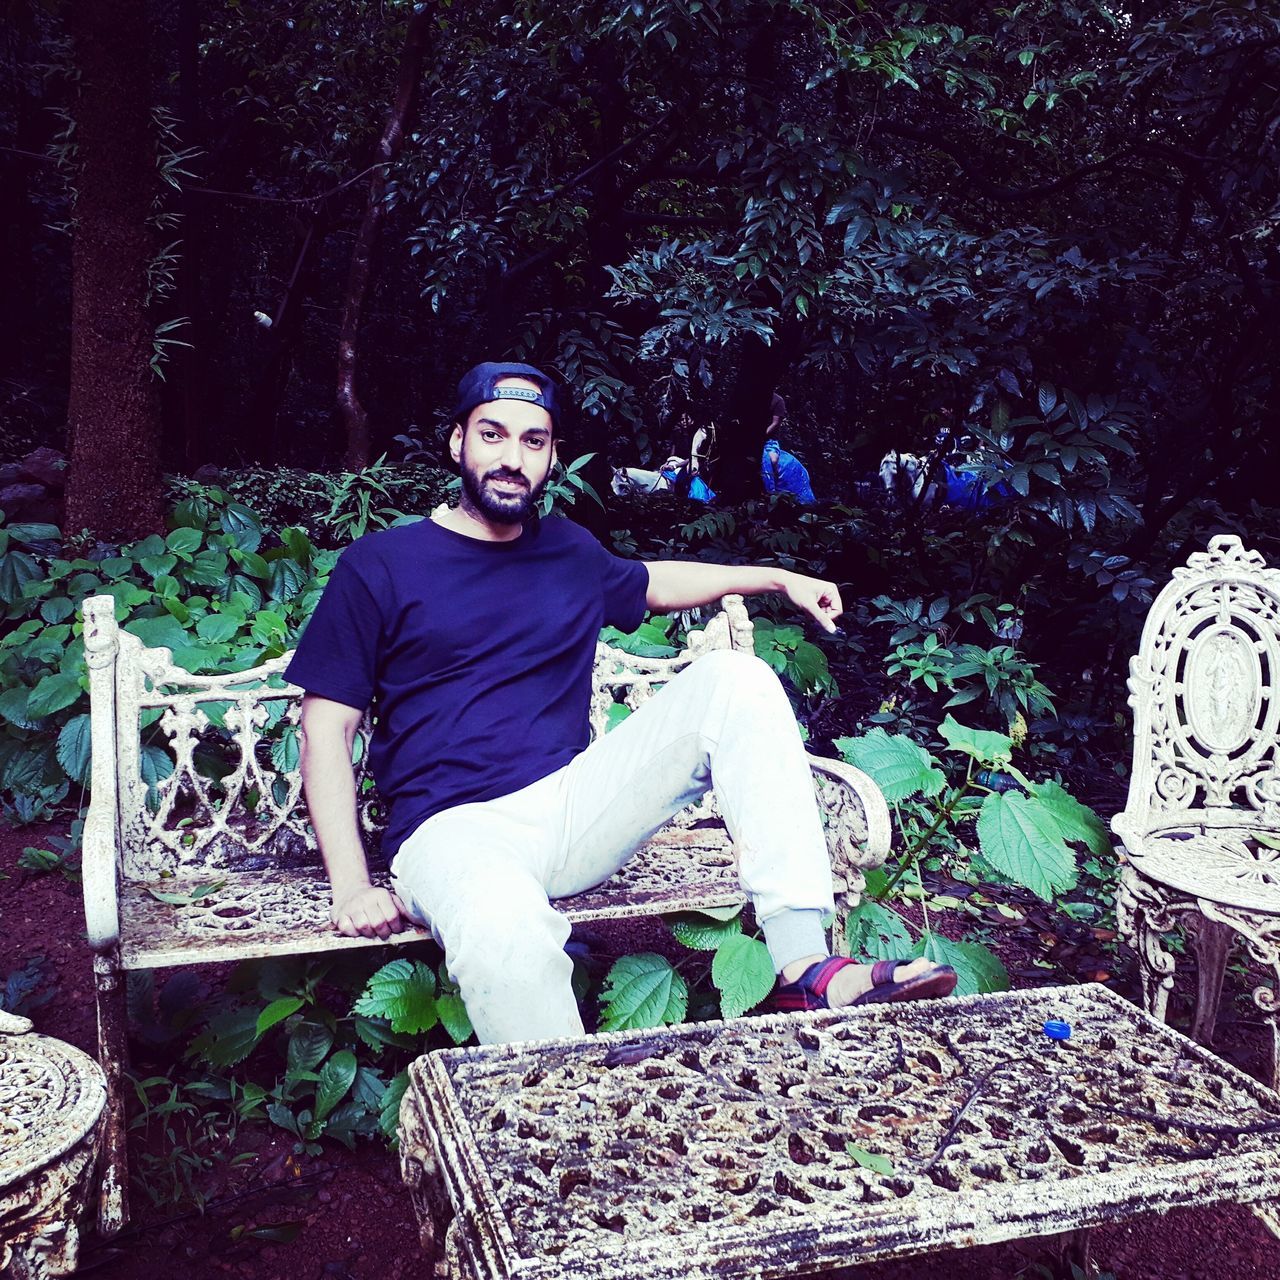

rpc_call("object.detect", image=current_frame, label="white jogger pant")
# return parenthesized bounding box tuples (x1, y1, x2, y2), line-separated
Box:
(389, 649, 834, 1044)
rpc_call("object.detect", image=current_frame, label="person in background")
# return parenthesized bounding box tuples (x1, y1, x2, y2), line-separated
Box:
(670, 409, 718, 503)
(761, 394, 817, 504)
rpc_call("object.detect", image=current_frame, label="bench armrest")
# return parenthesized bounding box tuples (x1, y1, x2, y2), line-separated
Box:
(82, 594, 121, 953)
(82, 791, 121, 953)
(807, 755, 891, 956)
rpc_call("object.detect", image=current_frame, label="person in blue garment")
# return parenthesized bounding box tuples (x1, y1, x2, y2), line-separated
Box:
(760, 396, 816, 504)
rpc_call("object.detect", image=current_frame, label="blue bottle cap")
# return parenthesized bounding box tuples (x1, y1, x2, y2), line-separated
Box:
(1043, 1019, 1072, 1041)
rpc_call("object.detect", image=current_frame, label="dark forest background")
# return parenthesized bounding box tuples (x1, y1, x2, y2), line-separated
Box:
(2, 0, 1276, 537)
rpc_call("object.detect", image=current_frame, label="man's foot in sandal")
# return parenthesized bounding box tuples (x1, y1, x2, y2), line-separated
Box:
(773, 955, 957, 1012)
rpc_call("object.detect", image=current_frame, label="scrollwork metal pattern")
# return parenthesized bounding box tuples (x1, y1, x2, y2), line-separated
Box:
(403, 986, 1280, 1279)
(1113, 537, 1280, 1090)
(0, 1032, 107, 1278)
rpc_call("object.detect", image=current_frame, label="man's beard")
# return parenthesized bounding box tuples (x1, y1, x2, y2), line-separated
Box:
(459, 455, 547, 524)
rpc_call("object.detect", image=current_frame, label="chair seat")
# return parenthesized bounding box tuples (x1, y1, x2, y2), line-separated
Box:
(1125, 822, 1280, 915)
(119, 827, 742, 969)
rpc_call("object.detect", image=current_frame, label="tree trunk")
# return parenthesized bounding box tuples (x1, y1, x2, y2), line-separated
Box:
(716, 19, 789, 502)
(337, 3, 433, 471)
(63, 0, 165, 540)
(174, 0, 211, 471)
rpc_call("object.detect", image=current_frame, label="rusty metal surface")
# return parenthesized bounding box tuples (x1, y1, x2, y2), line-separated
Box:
(0, 1030, 107, 1275)
(116, 833, 753, 969)
(403, 986, 1280, 1280)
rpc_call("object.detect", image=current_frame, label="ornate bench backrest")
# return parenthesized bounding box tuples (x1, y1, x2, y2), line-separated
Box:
(83, 593, 754, 880)
(1125, 535, 1280, 823)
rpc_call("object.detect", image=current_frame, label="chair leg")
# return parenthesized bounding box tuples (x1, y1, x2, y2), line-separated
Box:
(1189, 916, 1233, 1046)
(93, 952, 130, 1236)
(1116, 868, 1177, 1023)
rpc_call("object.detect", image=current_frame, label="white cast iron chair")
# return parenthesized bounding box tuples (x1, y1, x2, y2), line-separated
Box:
(1114, 535, 1280, 1093)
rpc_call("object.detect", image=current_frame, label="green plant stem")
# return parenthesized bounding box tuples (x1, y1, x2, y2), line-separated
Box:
(874, 765, 974, 902)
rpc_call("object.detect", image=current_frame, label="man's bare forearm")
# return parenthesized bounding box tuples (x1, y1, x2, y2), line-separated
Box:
(644, 561, 788, 611)
(644, 560, 844, 632)
(299, 721, 371, 897)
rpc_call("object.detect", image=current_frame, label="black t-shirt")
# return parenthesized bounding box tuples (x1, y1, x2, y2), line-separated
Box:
(285, 516, 650, 861)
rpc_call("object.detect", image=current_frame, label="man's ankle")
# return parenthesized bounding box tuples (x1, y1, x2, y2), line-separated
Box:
(780, 953, 828, 985)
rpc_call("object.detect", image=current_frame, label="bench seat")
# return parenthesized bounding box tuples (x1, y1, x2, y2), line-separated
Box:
(117, 828, 744, 969)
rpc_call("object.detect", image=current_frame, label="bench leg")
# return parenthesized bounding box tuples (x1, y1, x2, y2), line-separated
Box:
(93, 953, 130, 1236)
(1254, 1202, 1280, 1241)
(1189, 915, 1233, 1047)
(399, 1083, 454, 1274)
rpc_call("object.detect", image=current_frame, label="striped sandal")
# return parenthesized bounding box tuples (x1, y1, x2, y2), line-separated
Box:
(773, 956, 958, 1012)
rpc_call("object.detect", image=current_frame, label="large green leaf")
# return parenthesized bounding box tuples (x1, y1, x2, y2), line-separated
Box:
(976, 791, 1077, 900)
(124, 614, 191, 653)
(0, 550, 41, 605)
(0, 687, 39, 730)
(1026, 780, 1110, 855)
(834, 729, 945, 803)
(711, 934, 775, 1019)
(937, 715, 1013, 765)
(56, 714, 93, 785)
(599, 621, 678, 658)
(5, 522, 61, 544)
(914, 933, 1010, 997)
(196, 612, 240, 643)
(670, 911, 742, 951)
(599, 953, 687, 1031)
(221, 503, 264, 552)
(286, 1019, 335, 1076)
(354, 959, 438, 1034)
(268, 556, 310, 602)
(350, 1064, 388, 1112)
(378, 1069, 410, 1143)
(255, 995, 304, 1039)
(166, 526, 203, 555)
(271, 725, 300, 773)
(314, 1049, 358, 1121)
(844, 898, 914, 961)
(189, 1005, 263, 1068)
(436, 985, 473, 1045)
(26, 672, 83, 719)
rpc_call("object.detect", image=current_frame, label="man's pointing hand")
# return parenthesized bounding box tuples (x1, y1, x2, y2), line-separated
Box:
(782, 571, 844, 634)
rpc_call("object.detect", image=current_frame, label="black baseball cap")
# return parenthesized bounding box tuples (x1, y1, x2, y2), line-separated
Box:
(450, 361, 564, 434)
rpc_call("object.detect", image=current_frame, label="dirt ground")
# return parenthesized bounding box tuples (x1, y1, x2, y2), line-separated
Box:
(3, 818, 1278, 1280)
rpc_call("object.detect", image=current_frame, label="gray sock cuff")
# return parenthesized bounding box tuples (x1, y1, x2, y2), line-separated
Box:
(759, 908, 828, 974)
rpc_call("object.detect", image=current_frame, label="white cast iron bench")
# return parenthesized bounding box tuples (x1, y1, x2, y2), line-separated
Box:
(79, 591, 890, 1234)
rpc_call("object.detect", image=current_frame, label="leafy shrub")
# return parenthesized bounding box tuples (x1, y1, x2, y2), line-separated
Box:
(838, 715, 1109, 902)
(597, 906, 777, 1031)
(0, 489, 335, 823)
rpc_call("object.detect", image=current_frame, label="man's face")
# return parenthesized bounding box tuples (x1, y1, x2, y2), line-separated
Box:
(450, 378, 557, 524)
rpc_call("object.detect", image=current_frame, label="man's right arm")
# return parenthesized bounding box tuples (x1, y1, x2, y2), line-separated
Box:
(298, 693, 406, 939)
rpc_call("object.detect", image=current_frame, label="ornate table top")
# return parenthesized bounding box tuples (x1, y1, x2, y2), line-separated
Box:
(407, 985, 1280, 1280)
(0, 1031, 107, 1187)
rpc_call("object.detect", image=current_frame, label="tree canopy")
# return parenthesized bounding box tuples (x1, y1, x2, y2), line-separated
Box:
(1, 1, 1276, 526)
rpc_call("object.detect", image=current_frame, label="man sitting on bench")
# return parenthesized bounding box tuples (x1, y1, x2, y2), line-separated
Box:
(287, 362, 956, 1044)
